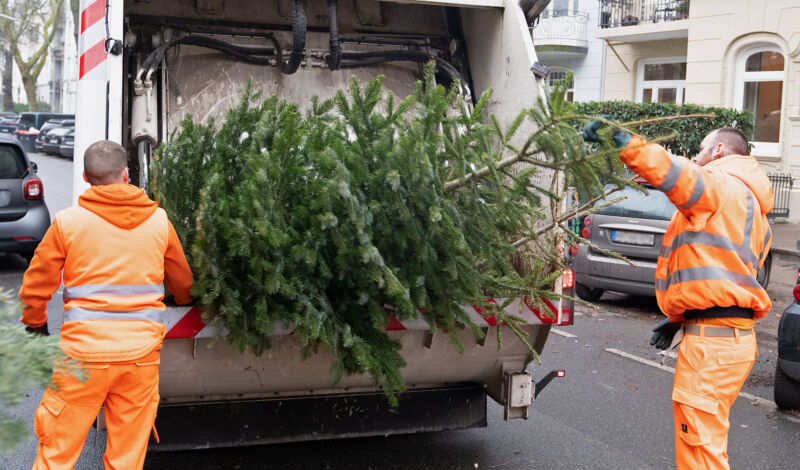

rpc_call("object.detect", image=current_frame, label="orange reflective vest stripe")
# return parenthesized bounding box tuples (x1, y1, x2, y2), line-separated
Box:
(619, 137, 773, 323)
(20, 184, 193, 362)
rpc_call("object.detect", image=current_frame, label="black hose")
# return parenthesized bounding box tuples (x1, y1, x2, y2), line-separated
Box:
(340, 50, 462, 82)
(325, 0, 341, 71)
(281, 0, 306, 74)
(140, 35, 281, 76)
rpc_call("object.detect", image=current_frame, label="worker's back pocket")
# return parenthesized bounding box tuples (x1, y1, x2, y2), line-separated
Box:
(672, 387, 717, 446)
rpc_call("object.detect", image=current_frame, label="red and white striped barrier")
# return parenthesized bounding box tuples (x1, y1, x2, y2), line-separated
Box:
(164, 297, 565, 339)
(79, 0, 108, 80)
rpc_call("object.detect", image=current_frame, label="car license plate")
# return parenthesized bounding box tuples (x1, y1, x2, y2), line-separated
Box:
(611, 230, 654, 246)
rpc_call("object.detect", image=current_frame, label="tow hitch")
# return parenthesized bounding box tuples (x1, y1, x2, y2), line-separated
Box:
(504, 369, 566, 420)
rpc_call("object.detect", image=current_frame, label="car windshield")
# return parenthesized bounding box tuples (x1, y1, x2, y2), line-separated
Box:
(0, 145, 27, 179)
(595, 186, 677, 221)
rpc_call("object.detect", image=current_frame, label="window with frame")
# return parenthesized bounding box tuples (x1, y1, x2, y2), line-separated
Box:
(548, 69, 574, 102)
(636, 59, 686, 105)
(735, 45, 784, 156)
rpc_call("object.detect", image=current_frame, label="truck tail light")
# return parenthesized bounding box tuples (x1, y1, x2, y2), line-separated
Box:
(581, 227, 590, 238)
(25, 178, 42, 200)
(583, 216, 592, 226)
(568, 244, 578, 257)
(562, 269, 575, 290)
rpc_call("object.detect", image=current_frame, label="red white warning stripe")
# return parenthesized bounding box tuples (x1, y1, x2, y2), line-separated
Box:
(79, 0, 107, 80)
(164, 297, 564, 339)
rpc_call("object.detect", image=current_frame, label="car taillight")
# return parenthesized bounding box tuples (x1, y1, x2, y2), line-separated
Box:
(562, 269, 575, 290)
(24, 178, 42, 200)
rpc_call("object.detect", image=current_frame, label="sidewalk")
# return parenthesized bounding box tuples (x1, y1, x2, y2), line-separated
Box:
(770, 221, 800, 263)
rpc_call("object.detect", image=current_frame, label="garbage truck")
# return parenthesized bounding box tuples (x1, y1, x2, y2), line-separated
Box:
(75, 0, 575, 450)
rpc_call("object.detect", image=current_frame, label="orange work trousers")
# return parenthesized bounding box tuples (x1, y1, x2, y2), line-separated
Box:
(32, 348, 161, 470)
(672, 326, 756, 470)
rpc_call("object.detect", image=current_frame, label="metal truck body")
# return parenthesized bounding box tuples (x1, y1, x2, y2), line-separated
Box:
(75, 0, 574, 450)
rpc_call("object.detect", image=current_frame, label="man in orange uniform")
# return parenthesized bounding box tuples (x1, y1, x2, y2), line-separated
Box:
(584, 123, 772, 470)
(19, 140, 193, 469)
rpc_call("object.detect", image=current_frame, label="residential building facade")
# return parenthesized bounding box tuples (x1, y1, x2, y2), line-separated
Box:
(531, 0, 608, 102)
(596, 0, 800, 221)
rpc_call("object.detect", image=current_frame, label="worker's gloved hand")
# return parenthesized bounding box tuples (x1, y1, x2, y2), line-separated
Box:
(26, 324, 49, 336)
(650, 318, 682, 350)
(582, 114, 632, 147)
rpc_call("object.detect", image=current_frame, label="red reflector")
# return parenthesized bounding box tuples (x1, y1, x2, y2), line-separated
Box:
(581, 227, 590, 238)
(794, 284, 800, 303)
(13, 237, 33, 240)
(558, 308, 573, 326)
(583, 216, 592, 226)
(24, 178, 42, 200)
(562, 269, 574, 289)
(556, 370, 565, 377)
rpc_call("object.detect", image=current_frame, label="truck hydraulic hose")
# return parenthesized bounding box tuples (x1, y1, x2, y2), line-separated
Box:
(280, 0, 306, 74)
(325, 0, 341, 71)
(340, 50, 462, 82)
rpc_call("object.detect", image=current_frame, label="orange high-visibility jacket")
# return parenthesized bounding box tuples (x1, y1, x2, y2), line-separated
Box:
(619, 137, 773, 322)
(19, 184, 193, 362)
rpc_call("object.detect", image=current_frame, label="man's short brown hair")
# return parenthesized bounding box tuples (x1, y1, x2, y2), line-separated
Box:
(84, 140, 128, 185)
(711, 127, 750, 156)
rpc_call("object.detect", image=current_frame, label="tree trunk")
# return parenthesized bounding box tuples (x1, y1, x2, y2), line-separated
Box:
(21, 75, 38, 113)
(2, 50, 12, 112)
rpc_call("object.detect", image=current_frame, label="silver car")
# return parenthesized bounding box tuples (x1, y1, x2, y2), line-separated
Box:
(569, 184, 771, 301)
(0, 133, 50, 263)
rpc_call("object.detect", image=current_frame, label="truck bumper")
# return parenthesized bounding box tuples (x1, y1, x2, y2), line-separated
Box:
(148, 386, 486, 451)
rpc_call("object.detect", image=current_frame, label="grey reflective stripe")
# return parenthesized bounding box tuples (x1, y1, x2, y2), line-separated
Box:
(63, 284, 164, 301)
(654, 266, 761, 292)
(742, 184, 754, 250)
(659, 244, 671, 258)
(63, 307, 165, 323)
(677, 170, 705, 210)
(762, 228, 772, 257)
(666, 231, 758, 265)
(657, 156, 684, 193)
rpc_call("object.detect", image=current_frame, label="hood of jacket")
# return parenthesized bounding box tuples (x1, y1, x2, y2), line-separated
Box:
(708, 154, 775, 215)
(78, 184, 158, 229)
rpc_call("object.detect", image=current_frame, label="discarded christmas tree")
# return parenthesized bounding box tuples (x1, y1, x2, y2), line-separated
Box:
(151, 69, 711, 404)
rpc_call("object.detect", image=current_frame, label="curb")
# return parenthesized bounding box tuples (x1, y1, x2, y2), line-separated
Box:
(772, 248, 800, 264)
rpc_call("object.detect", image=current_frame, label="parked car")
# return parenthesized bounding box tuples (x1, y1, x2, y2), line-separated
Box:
(776, 265, 800, 410)
(42, 124, 75, 155)
(569, 183, 771, 301)
(16, 112, 74, 132)
(0, 116, 18, 134)
(59, 129, 74, 160)
(34, 120, 72, 153)
(0, 133, 51, 263)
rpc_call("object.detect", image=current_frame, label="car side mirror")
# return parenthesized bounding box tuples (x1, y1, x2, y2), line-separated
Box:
(30, 162, 38, 173)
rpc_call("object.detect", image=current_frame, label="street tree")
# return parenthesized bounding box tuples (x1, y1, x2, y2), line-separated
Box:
(0, 0, 64, 112)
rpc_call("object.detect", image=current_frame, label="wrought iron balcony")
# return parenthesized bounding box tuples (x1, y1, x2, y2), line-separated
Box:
(599, 0, 689, 29)
(531, 10, 589, 55)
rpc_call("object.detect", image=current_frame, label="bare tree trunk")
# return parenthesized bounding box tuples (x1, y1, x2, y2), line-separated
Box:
(2, 50, 12, 112)
(21, 75, 38, 112)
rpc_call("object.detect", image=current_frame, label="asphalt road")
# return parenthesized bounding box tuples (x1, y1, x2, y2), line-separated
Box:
(1, 154, 799, 469)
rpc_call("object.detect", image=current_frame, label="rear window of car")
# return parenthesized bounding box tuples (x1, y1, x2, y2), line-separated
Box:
(18, 114, 34, 129)
(0, 145, 27, 179)
(595, 186, 677, 221)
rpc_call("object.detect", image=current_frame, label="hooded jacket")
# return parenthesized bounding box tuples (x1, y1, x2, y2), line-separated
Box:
(619, 137, 773, 328)
(19, 184, 193, 362)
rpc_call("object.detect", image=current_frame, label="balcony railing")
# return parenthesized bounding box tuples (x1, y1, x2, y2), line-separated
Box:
(599, 0, 689, 29)
(532, 10, 589, 50)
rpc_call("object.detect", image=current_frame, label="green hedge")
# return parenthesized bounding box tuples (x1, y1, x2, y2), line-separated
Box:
(572, 101, 754, 156)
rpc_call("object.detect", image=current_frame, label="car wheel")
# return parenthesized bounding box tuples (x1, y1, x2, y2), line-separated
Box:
(774, 361, 800, 411)
(757, 251, 772, 289)
(575, 282, 603, 301)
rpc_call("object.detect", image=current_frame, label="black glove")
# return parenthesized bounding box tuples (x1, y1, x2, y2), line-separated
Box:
(650, 318, 682, 350)
(26, 324, 49, 336)
(582, 115, 632, 147)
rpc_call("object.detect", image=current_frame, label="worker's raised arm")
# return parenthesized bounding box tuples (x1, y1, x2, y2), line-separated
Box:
(618, 136, 725, 221)
(19, 217, 67, 328)
(164, 220, 193, 305)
